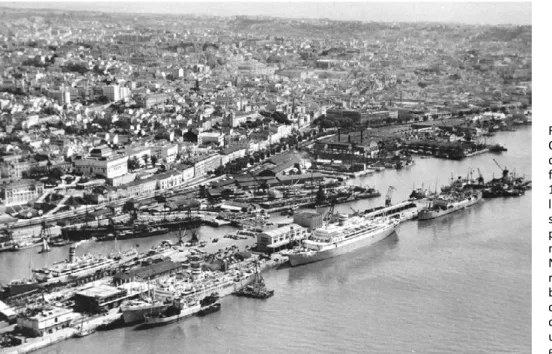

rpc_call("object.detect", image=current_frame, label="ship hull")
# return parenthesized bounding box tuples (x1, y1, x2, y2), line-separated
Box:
(288, 223, 397, 267)
(418, 194, 482, 221)
(197, 303, 221, 316)
(33, 260, 116, 284)
(140, 304, 201, 328)
(124, 276, 254, 325)
(122, 304, 170, 324)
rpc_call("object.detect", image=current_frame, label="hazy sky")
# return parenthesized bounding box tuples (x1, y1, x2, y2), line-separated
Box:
(4, 2, 532, 25)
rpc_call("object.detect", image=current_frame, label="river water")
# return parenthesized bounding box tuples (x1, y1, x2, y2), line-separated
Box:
(3, 127, 531, 354)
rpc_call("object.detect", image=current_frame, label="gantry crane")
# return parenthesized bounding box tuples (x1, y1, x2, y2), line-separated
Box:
(385, 186, 396, 207)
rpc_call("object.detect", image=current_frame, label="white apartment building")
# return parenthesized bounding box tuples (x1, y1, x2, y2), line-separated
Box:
(103, 85, 120, 102)
(103, 85, 131, 102)
(75, 154, 128, 179)
(151, 144, 178, 165)
(74, 146, 128, 179)
(198, 132, 224, 147)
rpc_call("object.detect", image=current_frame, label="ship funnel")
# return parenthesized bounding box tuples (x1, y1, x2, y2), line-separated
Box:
(69, 245, 76, 263)
(338, 214, 348, 226)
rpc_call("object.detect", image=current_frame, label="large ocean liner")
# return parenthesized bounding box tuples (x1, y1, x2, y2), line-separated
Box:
(32, 245, 137, 284)
(287, 214, 400, 267)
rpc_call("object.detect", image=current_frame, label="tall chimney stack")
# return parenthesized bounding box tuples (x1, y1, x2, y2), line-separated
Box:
(69, 245, 76, 263)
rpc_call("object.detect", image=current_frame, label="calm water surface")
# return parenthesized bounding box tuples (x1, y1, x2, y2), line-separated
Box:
(3, 127, 531, 354)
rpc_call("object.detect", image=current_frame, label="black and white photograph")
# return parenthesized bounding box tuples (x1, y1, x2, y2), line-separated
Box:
(0, 2, 533, 353)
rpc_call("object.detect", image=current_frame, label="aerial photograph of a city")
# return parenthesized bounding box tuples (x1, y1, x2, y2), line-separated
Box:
(0, 2, 531, 353)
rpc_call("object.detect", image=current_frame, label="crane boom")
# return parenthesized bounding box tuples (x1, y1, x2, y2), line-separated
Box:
(492, 159, 509, 179)
(248, 171, 264, 193)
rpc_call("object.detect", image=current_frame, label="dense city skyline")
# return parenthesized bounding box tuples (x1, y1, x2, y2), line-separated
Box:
(4, 2, 532, 25)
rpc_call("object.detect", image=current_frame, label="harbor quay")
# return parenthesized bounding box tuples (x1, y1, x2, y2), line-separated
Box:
(0, 131, 531, 354)
(0, 194, 472, 353)
(0, 154, 531, 353)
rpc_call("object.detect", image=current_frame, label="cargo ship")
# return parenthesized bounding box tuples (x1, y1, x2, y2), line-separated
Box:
(96, 226, 169, 242)
(287, 215, 400, 267)
(140, 298, 202, 329)
(122, 270, 255, 324)
(0, 279, 40, 300)
(121, 297, 173, 324)
(418, 190, 482, 221)
(149, 216, 203, 231)
(61, 226, 112, 241)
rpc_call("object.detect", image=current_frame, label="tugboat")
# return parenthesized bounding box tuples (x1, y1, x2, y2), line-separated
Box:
(74, 327, 95, 338)
(235, 261, 274, 299)
(488, 144, 508, 153)
(197, 292, 221, 316)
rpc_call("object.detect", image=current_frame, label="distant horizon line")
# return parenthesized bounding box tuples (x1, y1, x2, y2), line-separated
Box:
(0, 3, 532, 26)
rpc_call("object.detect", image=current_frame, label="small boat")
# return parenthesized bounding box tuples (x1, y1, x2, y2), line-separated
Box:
(212, 238, 219, 243)
(13, 240, 40, 251)
(0, 241, 17, 253)
(235, 261, 274, 299)
(488, 144, 508, 153)
(50, 238, 72, 247)
(74, 327, 95, 338)
(197, 293, 221, 317)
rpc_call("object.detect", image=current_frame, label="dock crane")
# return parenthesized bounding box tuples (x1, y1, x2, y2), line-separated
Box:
(348, 205, 359, 216)
(248, 171, 268, 195)
(493, 159, 509, 179)
(385, 186, 396, 207)
(477, 168, 485, 185)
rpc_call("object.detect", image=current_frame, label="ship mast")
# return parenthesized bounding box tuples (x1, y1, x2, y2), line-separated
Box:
(29, 252, 33, 280)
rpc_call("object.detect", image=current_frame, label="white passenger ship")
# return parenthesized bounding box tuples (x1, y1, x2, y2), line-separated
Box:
(287, 215, 399, 267)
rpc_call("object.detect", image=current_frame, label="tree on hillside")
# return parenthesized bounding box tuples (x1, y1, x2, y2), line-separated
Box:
(128, 157, 140, 171)
(142, 154, 150, 166)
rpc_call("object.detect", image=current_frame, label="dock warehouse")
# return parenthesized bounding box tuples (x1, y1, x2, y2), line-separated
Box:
(74, 285, 128, 313)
